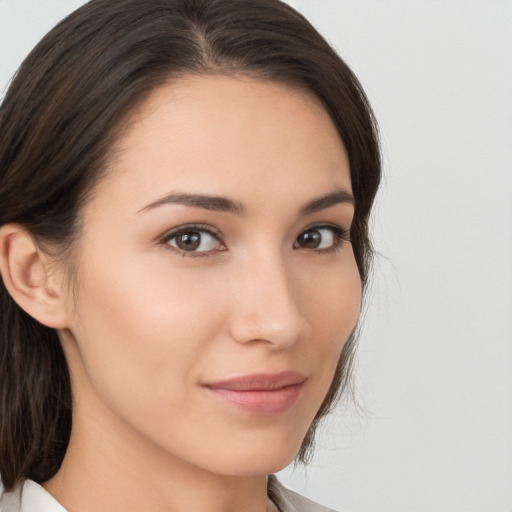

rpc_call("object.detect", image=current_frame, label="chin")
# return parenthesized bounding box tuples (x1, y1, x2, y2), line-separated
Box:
(216, 452, 299, 477)
(195, 429, 307, 477)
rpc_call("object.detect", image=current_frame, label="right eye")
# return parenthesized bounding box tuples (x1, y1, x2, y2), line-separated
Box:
(162, 226, 225, 255)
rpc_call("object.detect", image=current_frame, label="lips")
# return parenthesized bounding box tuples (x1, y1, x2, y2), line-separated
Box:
(203, 371, 306, 415)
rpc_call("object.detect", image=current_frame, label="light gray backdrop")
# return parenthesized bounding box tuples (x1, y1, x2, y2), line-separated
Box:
(1, 1, 511, 511)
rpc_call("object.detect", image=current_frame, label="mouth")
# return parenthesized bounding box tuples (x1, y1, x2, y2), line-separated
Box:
(202, 371, 307, 415)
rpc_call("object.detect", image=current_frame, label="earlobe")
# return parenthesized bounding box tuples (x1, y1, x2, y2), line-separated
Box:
(0, 224, 69, 329)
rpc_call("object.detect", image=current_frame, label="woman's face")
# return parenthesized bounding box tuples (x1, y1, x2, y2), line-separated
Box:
(59, 75, 361, 476)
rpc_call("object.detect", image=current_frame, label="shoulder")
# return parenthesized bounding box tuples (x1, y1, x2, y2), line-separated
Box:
(0, 479, 67, 512)
(269, 476, 339, 512)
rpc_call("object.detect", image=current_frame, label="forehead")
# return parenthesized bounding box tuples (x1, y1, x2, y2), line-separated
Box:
(95, 74, 351, 213)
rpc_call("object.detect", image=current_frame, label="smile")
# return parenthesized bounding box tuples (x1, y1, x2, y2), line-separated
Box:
(202, 371, 306, 415)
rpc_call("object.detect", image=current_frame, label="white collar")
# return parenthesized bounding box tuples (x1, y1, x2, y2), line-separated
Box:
(1, 479, 66, 512)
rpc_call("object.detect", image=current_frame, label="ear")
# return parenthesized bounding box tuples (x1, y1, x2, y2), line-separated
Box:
(0, 224, 69, 329)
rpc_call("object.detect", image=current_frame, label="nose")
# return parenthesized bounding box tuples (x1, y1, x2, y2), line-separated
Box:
(228, 251, 310, 349)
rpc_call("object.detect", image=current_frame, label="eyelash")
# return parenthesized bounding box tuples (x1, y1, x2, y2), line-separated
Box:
(297, 224, 351, 254)
(159, 223, 224, 258)
(159, 223, 351, 258)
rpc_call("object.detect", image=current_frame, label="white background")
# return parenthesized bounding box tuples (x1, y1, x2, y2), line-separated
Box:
(1, 1, 511, 511)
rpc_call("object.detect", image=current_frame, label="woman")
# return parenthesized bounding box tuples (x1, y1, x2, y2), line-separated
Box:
(0, 0, 380, 511)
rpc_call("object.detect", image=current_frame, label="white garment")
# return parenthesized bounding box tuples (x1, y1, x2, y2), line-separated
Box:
(0, 477, 336, 512)
(0, 480, 66, 512)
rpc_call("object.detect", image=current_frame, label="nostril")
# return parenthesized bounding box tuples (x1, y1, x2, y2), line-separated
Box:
(228, 301, 306, 348)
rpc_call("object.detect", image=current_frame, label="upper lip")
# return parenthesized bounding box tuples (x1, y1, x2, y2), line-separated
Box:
(204, 371, 307, 391)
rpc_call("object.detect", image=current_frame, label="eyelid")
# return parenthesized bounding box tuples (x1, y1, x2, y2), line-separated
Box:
(300, 222, 351, 239)
(294, 223, 351, 252)
(159, 223, 225, 256)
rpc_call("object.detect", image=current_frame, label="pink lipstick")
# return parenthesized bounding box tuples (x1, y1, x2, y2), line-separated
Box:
(203, 371, 306, 415)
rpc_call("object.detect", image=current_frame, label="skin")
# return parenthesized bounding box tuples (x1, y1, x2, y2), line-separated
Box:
(33, 75, 362, 512)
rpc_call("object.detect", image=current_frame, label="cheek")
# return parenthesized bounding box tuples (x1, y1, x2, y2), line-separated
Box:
(301, 255, 361, 351)
(69, 253, 228, 423)
(304, 258, 362, 405)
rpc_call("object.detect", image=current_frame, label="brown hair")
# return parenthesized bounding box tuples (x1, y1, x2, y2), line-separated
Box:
(0, 0, 380, 492)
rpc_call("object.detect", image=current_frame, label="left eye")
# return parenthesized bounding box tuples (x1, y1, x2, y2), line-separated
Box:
(166, 229, 221, 252)
(294, 226, 342, 250)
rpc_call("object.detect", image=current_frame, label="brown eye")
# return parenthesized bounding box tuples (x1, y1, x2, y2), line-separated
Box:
(167, 229, 221, 252)
(296, 229, 322, 248)
(294, 227, 336, 250)
(175, 231, 201, 250)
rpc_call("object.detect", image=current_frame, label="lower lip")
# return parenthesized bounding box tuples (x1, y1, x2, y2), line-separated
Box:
(204, 383, 303, 415)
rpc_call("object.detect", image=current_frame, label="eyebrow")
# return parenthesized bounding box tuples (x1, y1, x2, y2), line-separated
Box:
(299, 188, 355, 215)
(138, 188, 354, 216)
(138, 192, 246, 215)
